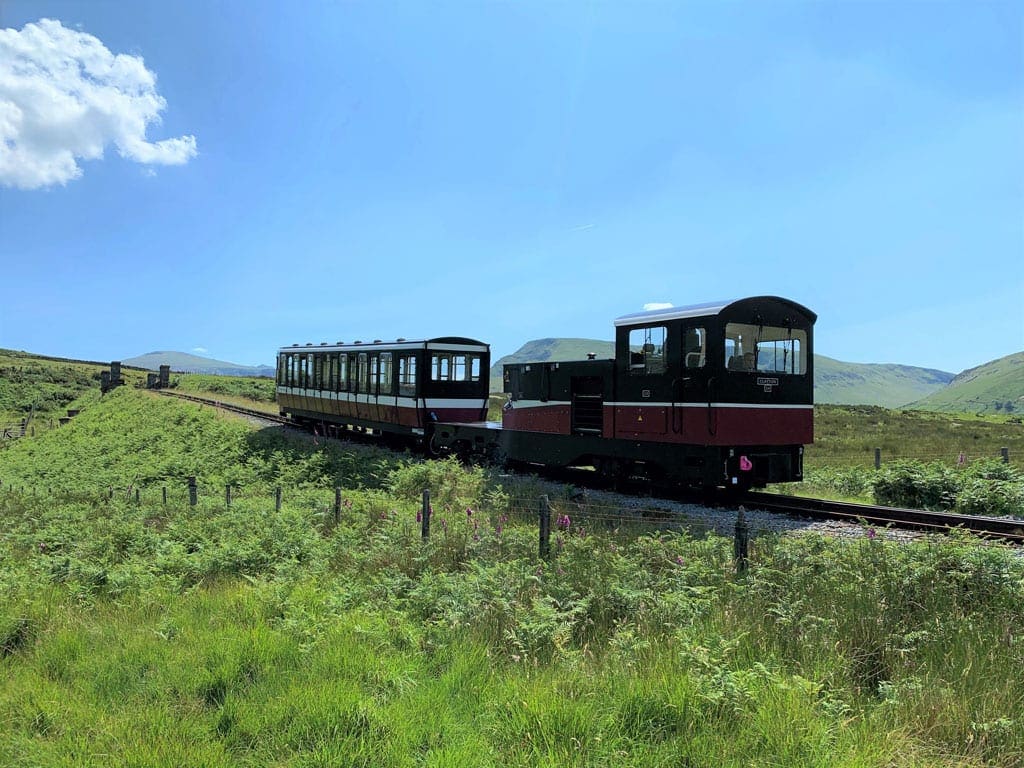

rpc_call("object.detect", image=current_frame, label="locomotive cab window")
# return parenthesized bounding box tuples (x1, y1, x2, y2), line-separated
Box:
(628, 326, 667, 375)
(725, 323, 807, 374)
(683, 327, 706, 369)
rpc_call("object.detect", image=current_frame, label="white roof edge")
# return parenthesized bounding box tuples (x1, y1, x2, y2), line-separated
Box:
(277, 339, 489, 354)
(614, 299, 734, 327)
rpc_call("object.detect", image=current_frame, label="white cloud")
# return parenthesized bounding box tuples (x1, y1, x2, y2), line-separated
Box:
(0, 18, 197, 190)
(192, 347, 208, 354)
(643, 302, 674, 311)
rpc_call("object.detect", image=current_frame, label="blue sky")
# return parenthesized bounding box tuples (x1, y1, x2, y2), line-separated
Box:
(1, 1, 1021, 374)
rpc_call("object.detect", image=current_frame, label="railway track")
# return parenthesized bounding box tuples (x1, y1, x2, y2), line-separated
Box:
(153, 389, 1024, 544)
(741, 491, 1024, 543)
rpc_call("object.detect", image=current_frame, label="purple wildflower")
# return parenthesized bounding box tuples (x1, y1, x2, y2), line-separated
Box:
(466, 507, 473, 517)
(556, 534, 564, 550)
(416, 510, 422, 523)
(866, 528, 877, 540)
(556, 514, 571, 530)
(675, 555, 685, 566)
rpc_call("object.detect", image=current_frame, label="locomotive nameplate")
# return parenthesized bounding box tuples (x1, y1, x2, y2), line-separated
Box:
(757, 376, 779, 393)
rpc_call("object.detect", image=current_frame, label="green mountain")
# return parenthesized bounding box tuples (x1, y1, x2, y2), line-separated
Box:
(906, 352, 1024, 415)
(489, 339, 955, 407)
(814, 355, 954, 408)
(123, 351, 275, 378)
(489, 338, 616, 391)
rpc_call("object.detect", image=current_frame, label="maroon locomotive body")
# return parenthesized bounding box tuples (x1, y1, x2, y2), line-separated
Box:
(435, 296, 815, 489)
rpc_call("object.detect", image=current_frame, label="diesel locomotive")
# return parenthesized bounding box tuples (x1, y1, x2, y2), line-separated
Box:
(276, 295, 816, 490)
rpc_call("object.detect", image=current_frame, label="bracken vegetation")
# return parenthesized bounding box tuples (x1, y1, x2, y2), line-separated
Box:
(1, 361, 1023, 765)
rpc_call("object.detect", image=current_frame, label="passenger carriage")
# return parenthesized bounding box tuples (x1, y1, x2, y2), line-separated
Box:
(275, 337, 490, 440)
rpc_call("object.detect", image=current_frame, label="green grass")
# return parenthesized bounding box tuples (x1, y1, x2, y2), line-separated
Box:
(2, 359, 1024, 765)
(809, 404, 1024, 470)
(171, 373, 277, 405)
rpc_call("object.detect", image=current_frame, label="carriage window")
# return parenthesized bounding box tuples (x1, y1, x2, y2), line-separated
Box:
(683, 327, 706, 369)
(289, 354, 299, 387)
(628, 326, 667, 375)
(314, 354, 324, 390)
(369, 355, 380, 393)
(347, 354, 358, 391)
(379, 352, 394, 395)
(432, 354, 450, 381)
(431, 353, 483, 382)
(725, 323, 807, 374)
(337, 354, 348, 391)
(357, 353, 368, 392)
(399, 355, 417, 396)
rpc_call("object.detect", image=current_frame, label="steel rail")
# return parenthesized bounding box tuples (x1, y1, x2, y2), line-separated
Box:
(741, 491, 1024, 543)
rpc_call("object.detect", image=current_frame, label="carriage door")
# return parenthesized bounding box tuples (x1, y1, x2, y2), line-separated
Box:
(571, 376, 604, 436)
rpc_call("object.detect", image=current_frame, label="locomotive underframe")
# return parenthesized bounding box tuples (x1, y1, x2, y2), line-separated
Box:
(433, 421, 802, 489)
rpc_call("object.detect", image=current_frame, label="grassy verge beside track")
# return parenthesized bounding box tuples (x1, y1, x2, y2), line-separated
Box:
(1, 388, 1023, 765)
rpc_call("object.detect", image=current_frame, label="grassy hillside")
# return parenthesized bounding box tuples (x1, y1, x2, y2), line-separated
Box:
(0, 349, 149, 435)
(2, 388, 1023, 765)
(123, 351, 275, 378)
(814, 356, 953, 408)
(906, 352, 1024, 415)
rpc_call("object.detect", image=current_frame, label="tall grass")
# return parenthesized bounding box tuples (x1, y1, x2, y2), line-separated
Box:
(2, 385, 1023, 765)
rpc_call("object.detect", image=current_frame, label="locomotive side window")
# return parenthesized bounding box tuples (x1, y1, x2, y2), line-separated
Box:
(628, 326, 667, 375)
(399, 355, 417, 396)
(683, 327, 706, 369)
(725, 323, 807, 374)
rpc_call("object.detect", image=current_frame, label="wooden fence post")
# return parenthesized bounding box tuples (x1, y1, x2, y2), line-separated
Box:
(226, 484, 232, 508)
(188, 476, 197, 507)
(275, 486, 282, 512)
(334, 487, 342, 524)
(538, 495, 551, 560)
(874, 448, 881, 470)
(1002, 447, 1009, 464)
(162, 486, 167, 505)
(421, 489, 431, 539)
(734, 506, 749, 575)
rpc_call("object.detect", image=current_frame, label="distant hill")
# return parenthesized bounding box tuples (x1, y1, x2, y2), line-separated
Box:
(489, 338, 616, 391)
(814, 356, 954, 408)
(123, 351, 275, 378)
(906, 352, 1024, 415)
(488, 338, 955, 408)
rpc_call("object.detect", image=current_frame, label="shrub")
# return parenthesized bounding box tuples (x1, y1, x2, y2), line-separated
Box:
(872, 461, 960, 510)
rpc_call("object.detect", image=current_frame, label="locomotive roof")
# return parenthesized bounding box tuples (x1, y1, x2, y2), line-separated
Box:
(278, 336, 488, 353)
(613, 296, 817, 327)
